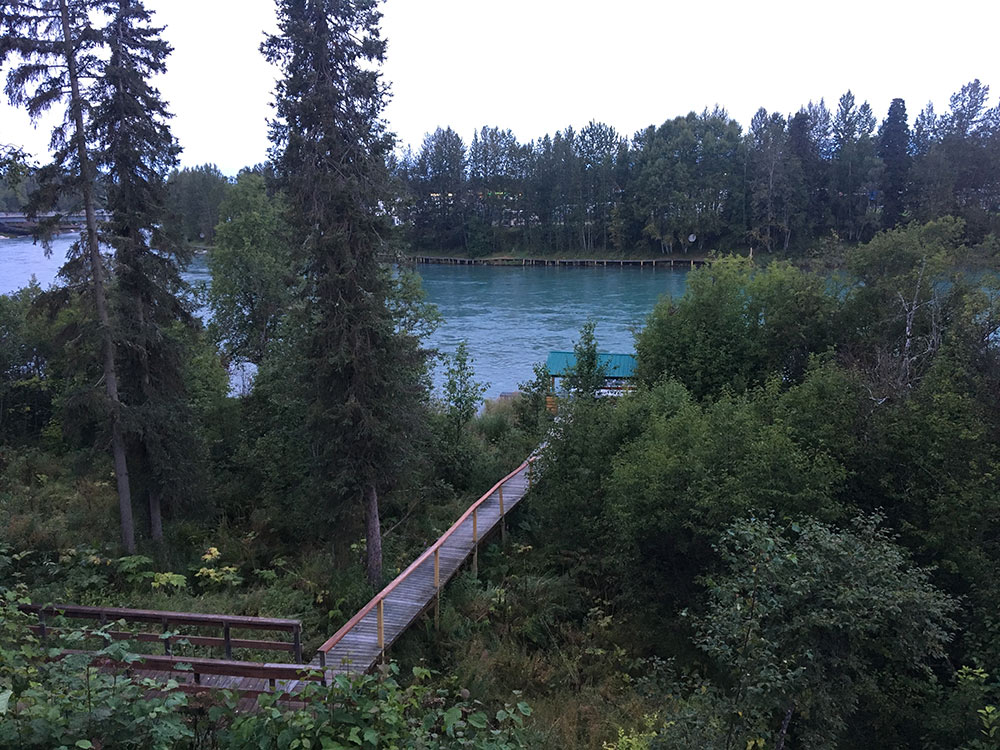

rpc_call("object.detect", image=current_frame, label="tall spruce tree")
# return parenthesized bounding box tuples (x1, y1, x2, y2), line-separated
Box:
(263, 0, 432, 586)
(831, 91, 880, 241)
(877, 98, 910, 229)
(0, 0, 138, 552)
(90, 0, 192, 543)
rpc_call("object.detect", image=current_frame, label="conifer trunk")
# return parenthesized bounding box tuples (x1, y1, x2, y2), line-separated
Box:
(364, 483, 382, 586)
(58, 0, 135, 554)
(148, 491, 163, 543)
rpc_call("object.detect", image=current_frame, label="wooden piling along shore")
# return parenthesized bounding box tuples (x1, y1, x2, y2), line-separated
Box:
(408, 255, 707, 268)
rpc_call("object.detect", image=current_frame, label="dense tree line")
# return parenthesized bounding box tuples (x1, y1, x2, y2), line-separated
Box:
(394, 84, 1000, 256)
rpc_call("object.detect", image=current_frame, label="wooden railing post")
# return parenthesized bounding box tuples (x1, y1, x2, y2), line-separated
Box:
(318, 650, 327, 686)
(434, 548, 440, 630)
(162, 618, 171, 655)
(292, 624, 302, 663)
(472, 508, 478, 578)
(377, 600, 385, 659)
(223, 623, 232, 659)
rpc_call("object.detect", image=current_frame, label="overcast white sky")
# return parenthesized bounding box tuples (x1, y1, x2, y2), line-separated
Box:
(2, 0, 997, 175)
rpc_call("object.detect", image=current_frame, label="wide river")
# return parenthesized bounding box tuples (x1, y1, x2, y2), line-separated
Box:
(1, 236, 689, 398)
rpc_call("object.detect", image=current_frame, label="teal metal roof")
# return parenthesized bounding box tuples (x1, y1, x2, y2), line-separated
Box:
(546, 351, 637, 379)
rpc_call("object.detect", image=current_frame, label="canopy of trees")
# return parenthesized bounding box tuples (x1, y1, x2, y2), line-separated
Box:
(393, 84, 1000, 257)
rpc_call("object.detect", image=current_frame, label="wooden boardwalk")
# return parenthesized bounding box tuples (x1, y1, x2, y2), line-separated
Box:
(314, 458, 536, 675)
(22, 455, 538, 704)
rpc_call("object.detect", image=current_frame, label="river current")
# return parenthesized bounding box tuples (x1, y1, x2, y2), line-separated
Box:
(1, 236, 689, 398)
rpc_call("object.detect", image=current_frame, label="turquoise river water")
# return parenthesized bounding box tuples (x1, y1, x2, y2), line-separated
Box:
(1, 236, 690, 398)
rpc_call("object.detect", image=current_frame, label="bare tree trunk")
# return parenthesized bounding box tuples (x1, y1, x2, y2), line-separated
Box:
(766, 159, 776, 252)
(364, 483, 382, 586)
(775, 704, 795, 750)
(59, 0, 135, 554)
(148, 491, 163, 543)
(898, 259, 927, 392)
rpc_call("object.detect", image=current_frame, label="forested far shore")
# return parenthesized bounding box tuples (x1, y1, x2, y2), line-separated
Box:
(5, 80, 999, 263)
(393, 83, 1000, 258)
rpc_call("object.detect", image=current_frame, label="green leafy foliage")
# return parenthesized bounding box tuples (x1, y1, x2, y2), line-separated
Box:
(0, 587, 193, 750)
(635, 257, 836, 397)
(215, 665, 531, 749)
(0, 586, 531, 749)
(442, 341, 489, 442)
(687, 515, 956, 749)
(208, 170, 294, 366)
(605, 377, 848, 604)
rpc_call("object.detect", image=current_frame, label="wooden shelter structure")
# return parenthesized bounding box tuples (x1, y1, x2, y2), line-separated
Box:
(544, 351, 637, 410)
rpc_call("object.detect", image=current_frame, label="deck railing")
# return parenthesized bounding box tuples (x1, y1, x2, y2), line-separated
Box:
(315, 456, 537, 670)
(19, 603, 304, 663)
(67, 651, 325, 693)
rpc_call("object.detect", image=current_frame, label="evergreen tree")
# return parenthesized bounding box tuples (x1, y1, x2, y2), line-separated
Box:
(90, 0, 193, 543)
(467, 125, 520, 254)
(565, 320, 606, 399)
(413, 126, 467, 251)
(747, 109, 800, 252)
(911, 102, 939, 157)
(788, 105, 832, 240)
(877, 98, 910, 229)
(831, 91, 880, 241)
(575, 120, 621, 252)
(263, 0, 433, 586)
(1, 0, 138, 552)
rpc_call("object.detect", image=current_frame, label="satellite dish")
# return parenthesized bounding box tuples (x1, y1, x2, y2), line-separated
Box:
(688, 234, 697, 243)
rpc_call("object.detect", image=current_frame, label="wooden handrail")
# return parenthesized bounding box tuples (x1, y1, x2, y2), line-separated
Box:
(318, 457, 535, 655)
(20, 603, 304, 662)
(65, 650, 325, 685)
(28, 626, 296, 654)
(19, 603, 301, 631)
